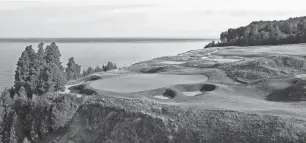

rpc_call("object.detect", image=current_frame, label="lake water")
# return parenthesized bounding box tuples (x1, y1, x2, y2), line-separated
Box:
(0, 41, 208, 91)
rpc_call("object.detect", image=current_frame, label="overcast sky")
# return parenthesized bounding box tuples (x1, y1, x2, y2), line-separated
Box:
(0, 0, 305, 38)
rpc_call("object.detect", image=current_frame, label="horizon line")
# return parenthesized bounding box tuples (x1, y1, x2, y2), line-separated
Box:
(0, 37, 218, 43)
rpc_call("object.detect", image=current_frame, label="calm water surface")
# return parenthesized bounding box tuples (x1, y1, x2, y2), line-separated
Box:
(0, 41, 208, 91)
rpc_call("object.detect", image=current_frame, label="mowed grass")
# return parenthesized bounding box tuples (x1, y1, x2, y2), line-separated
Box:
(215, 43, 306, 56)
(90, 74, 208, 93)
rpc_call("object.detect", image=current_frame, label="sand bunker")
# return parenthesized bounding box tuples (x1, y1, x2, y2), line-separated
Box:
(181, 84, 217, 96)
(182, 91, 203, 96)
(180, 84, 217, 96)
(154, 95, 170, 99)
(161, 61, 186, 65)
(201, 84, 216, 91)
(201, 57, 242, 63)
(154, 89, 176, 99)
(90, 74, 207, 93)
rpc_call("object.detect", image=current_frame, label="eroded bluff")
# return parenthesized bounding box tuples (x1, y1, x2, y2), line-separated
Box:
(1, 93, 306, 143)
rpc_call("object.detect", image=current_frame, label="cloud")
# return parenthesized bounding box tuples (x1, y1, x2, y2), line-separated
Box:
(0, 0, 305, 37)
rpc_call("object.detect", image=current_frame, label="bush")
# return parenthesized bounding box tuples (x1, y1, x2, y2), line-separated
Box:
(66, 80, 80, 85)
(0, 91, 81, 142)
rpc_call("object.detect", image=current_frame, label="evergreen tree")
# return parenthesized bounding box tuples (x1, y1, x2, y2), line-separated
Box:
(44, 42, 66, 92)
(35, 64, 54, 95)
(14, 45, 40, 98)
(86, 67, 95, 75)
(50, 63, 66, 92)
(45, 42, 63, 70)
(114, 63, 117, 69)
(37, 42, 45, 61)
(82, 69, 87, 77)
(102, 64, 105, 71)
(94, 65, 103, 73)
(103, 61, 117, 71)
(65, 57, 81, 80)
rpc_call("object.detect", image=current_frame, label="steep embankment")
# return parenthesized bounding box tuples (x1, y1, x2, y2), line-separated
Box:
(52, 95, 306, 143)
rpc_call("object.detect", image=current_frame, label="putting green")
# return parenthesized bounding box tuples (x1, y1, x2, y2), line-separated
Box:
(90, 74, 208, 93)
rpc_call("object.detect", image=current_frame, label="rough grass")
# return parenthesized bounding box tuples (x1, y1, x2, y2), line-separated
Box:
(221, 55, 306, 84)
(66, 80, 81, 85)
(52, 95, 306, 143)
(139, 66, 180, 73)
(267, 79, 306, 101)
(82, 75, 102, 82)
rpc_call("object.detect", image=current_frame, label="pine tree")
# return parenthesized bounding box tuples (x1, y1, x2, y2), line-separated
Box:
(84, 67, 94, 76)
(14, 45, 40, 98)
(94, 65, 102, 73)
(65, 57, 81, 80)
(66, 57, 75, 80)
(102, 64, 105, 71)
(35, 65, 54, 95)
(45, 42, 63, 70)
(82, 69, 87, 77)
(14, 42, 67, 96)
(37, 42, 45, 61)
(114, 63, 117, 69)
(44, 42, 66, 92)
(9, 113, 18, 143)
(14, 49, 30, 96)
(51, 63, 66, 92)
(103, 61, 117, 71)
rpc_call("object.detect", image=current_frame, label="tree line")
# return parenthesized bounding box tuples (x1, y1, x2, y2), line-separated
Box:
(11, 42, 67, 98)
(8, 42, 118, 99)
(0, 42, 119, 142)
(81, 61, 117, 77)
(205, 16, 306, 48)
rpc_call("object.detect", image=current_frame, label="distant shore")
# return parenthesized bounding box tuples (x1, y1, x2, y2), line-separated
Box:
(0, 38, 216, 43)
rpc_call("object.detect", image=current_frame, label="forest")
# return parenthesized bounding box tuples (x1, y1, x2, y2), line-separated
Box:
(0, 42, 118, 143)
(8, 42, 117, 99)
(205, 16, 306, 48)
